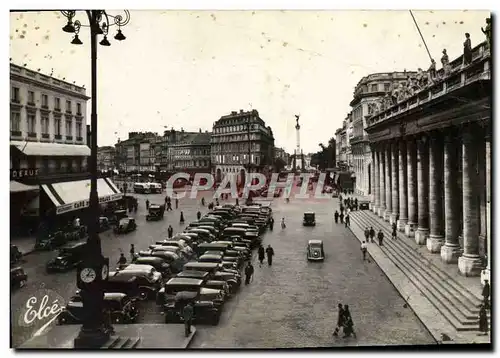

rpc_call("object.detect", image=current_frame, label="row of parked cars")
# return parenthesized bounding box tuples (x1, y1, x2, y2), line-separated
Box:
(57, 202, 274, 326)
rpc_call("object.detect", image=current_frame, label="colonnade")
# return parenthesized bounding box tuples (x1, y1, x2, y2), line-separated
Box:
(370, 124, 489, 276)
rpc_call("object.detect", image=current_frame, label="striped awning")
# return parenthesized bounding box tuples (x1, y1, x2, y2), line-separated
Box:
(10, 181, 39, 193)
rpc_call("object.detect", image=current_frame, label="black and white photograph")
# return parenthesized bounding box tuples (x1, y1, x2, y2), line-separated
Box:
(6, 2, 493, 351)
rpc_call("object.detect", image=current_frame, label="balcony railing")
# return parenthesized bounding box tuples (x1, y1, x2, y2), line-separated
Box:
(66, 135, 73, 140)
(11, 98, 20, 104)
(66, 110, 72, 114)
(11, 130, 22, 137)
(55, 134, 62, 140)
(42, 133, 50, 139)
(41, 105, 49, 109)
(76, 136, 83, 141)
(367, 41, 490, 128)
(54, 107, 61, 112)
(27, 132, 37, 138)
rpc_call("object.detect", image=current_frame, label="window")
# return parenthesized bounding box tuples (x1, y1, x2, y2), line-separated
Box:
(54, 118, 61, 135)
(27, 114, 36, 133)
(42, 94, 48, 107)
(76, 122, 82, 137)
(28, 91, 35, 104)
(384, 83, 391, 92)
(41, 116, 49, 134)
(66, 100, 71, 113)
(55, 97, 61, 110)
(371, 84, 378, 92)
(77, 103, 82, 114)
(11, 87, 20, 102)
(65, 120, 72, 136)
(11, 112, 21, 131)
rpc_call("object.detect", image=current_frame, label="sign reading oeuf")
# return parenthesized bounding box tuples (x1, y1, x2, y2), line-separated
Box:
(56, 193, 123, 215)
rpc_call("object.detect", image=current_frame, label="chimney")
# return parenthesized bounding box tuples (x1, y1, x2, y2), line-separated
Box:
(181, 127, 184, 132)
(240, 109, 244, 113)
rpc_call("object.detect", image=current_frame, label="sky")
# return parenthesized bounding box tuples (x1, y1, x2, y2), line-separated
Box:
(9, 9, 490, 153)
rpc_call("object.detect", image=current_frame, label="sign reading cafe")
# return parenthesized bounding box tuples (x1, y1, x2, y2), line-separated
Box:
(56, 193, 123, 215)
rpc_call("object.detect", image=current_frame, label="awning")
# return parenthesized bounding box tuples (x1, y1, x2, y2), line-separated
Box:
(10, 181, 39, 193)
(42, 178, 122, 215)
(10, 141, 90, 157)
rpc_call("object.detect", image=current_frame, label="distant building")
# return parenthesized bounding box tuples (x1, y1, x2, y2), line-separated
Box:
(97, 146, 116, 171)
(274, 147, 290, 166)
(211, 109, 275, 182)
(169, 129, 211, 174)
(115, 132, 159, 172)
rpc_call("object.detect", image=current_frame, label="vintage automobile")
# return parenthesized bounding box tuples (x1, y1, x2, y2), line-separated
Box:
(102, 275, 143, 300)
(10, 266, 28, 289)
(132, 256, 172, 279)
(358, 200, 370, 210)
(98, 216, 111, 232)
(221, 255, 242, 268)
(198, 253, 238, 271)
(110, 209, 128, 225)
(146, 204, 165, 221)
(195, 242, 230, 257)
(164, 291, 222, 325)
(307, 239, 325, 261)
(149, 245, 191, 263)
(139, 250, 185, 274)
(197, 225, 220, 237)
(113, 217, 137, 234)
(58, 292, 139, 325)
(213, 271, 240, 293)
(109, 267, 163, 300)
(156, 240, 194, 258)
(46, 241, 87, 273)
(157, 277, 204, 306)
(303, 212, 316, 226)
(204, 280, 231, 299)
(34, 231, 67, 251)
(184, 228, 215, 242)
(175, 270, 211, 282)
(10, 244, 23, 265)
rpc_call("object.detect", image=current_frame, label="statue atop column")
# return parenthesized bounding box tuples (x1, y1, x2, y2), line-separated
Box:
(295, 114, 300, 130)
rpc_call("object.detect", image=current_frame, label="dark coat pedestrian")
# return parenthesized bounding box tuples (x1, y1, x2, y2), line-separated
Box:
(175, 198, 179, 209)
(339, 212, 344, 224)
(269, 217, 274, 231)
(201, 197, 205, 206)
(369, 227, 375, 243)
(392, 222, 397, 239)
(361, 241, 368, 261)
(117, 253, 127, 265)
(482, 280, 490, 308)
(258, 245, 265, 265)
(345, 214, 350, 227)
(167, 225, 173, 239)
(333, 303, 345, 336)
(342, 305, 356, 338)
(183, 303, 194, 337)
(266, 245, 274, 266)
(129, 244, 135, 262)
(146, 199, 150, 210)
(244, 263, 254, 285)
(166, 201, 172, 211)
(364, 227, 370, 240)
(354, 198, 358, 209)
(340, 206, 344, 215)
(165, 196, 168, 204)
(180, 211, 185, 224)
(235, 198, 239, 206)
(377, 230, 384, 246)
(334, 211, 339, 224)
(479, 305, 488, 334)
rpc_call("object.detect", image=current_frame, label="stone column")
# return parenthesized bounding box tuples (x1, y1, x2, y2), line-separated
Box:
(405, 137, 418, 237)
(390, 141, 399, 225)
(372, 148, 378, 212)
(477, 137, 486, 256)
(378, 145, 386, 217)
(384, 143, 392, 221)
(398, 140, 408, 231)
(441, 130, 462, 263)
(415, 136, 430, 245)
(458, 125, 483, 276)
(427, 133, 445, 253)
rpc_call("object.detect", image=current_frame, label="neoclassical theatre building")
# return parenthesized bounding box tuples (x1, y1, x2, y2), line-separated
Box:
(365, 42, 491, 278)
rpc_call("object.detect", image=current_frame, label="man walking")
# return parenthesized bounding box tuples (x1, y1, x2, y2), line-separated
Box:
(369, 226, 375, 243)
(269, 217, 274, 231)
(167, 225, 173, 239)
(344, 213, 350, 227)
(364, 227, 370, 241)
(182, 302, 194, 337)
(129, 244, 135, 262)
(197, 211, 201, 220)
(482, 280, 490, 309)
(175, 198, 179, 209)
(117, 253, 127, 265)
(266, 244, 275, 266)
(145, 199, 150, 210)
(332, 303, 345, 337)
(361, 241, 368, 261)
(377, 229, 384, 246)
(334, 210, 339, 224)
(339, 212, 344, 224)
(258, 245, 265, 266)
(244, 263, 254, 285)
(391, 222, 397, 240)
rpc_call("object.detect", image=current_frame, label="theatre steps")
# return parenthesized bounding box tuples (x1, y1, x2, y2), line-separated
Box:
(102, 336, 141, 349)
(349, 210, 488, 333)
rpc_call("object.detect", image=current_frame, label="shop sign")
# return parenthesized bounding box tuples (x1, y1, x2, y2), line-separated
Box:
(11, 168, 39, 180)
(56, 193, 123, 215)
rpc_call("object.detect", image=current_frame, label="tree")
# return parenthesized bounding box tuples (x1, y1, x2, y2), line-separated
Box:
(274, 157, 287, 172)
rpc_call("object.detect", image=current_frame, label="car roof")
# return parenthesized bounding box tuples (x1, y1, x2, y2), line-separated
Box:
(308, 239, 323, 245)
(199, 254, 223, 259)
(184, 262, 219, 268)
(176, 270, 209, 278)
(122, 264, 154, 271)
(304, 212, 315, 215)
(60, 241, 87, 249)
(166, 277, 204, 285)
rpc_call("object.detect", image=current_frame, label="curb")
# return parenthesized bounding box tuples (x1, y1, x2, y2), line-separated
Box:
(184, 327, 197, 349)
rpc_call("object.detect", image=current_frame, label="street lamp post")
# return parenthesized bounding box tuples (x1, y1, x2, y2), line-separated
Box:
(60, 10, 130, 348)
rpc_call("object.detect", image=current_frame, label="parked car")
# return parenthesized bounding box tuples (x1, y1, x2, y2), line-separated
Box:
(139, 250, 185, 273)
(10, 244, 23, 264)
(10, 266, 27, 289)
(204, 280, 231, 299)
(198, 254, 238, 271)
(175, 270, 211, 282)
(46, 241, 87, 273)
(109, 267, 163, 300)
(213, 271, 240, 293)
(164, 291, 221, 325)
(146, 204, 165, 221)
(34, 232, 67, 251)
(157, 277, 204, 306)
(102, 275, 143, 300)
(113, 217, 137, 234)
(132, 256, 172, 279)
(58, 293, 139, 325)
(156, 240, 194, 258)
(306, 239, 325, 261)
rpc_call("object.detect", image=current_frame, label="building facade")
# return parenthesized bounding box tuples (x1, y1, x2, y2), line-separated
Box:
(169, 129, 211, 174)
(97, 146, 116, 171)
(366, 42, 490, 279)
(349, 71, 416, 196)
(211, 109, 275, 182)
(115, 132, 159, 172)
(274, 147, 290, 166)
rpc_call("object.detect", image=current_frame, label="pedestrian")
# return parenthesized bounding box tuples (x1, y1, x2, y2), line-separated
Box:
(332, 303, 345, 336)
(478, 304, 488, 336)
(269, 217, 274, 231)
(364, 227, 370, 241)
(244, 263, 254, 285)
(146, 199, 150, 210)
(345, 214, 350, 227)
(377, 229, 384, 246)
(281, 217, 286, 229)
(197, 211, 201, 220)
(182, 302, 194, 337)
(369, 226, 375, 243)
(166, 201, 172, 211)
(463, 33, 472, 65)
(180, 211, 185, 224)
(167, 225, 173, 239)
(361, 241, 368, 261)
(175, 198, 179, 209)
(133, 202, 138, 212)
(482, 280, 490, 309)
(340, 205, 344, 215)
(339, 212, 344, 224)
(342, 305, 356, 338)
(266, 244, 275, 266)
(215, 198, 220, 206)
(334, 210, 339, 224)
(392, 222, 397, 240)
(354, 198, 358, 210)
(201, 197, 205, 206)
(129, 244, 135, 262)
(117, 253, 127, 265)
(235, 198, 239, 206)
(258, 245, 265, 266)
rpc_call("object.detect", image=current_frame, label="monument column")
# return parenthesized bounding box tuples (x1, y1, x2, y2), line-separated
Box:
(390, 141, 399, 225)
(427, 132, 445, 253)
(378, 143, 386, 217)
(384, 142, 392, 221)
(441, 130, 462, 263)
(458, 124, 483, 276)
(415, 135, 430, 245)
(405, 137, 418, 237)
(397, 139, 408, 231)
